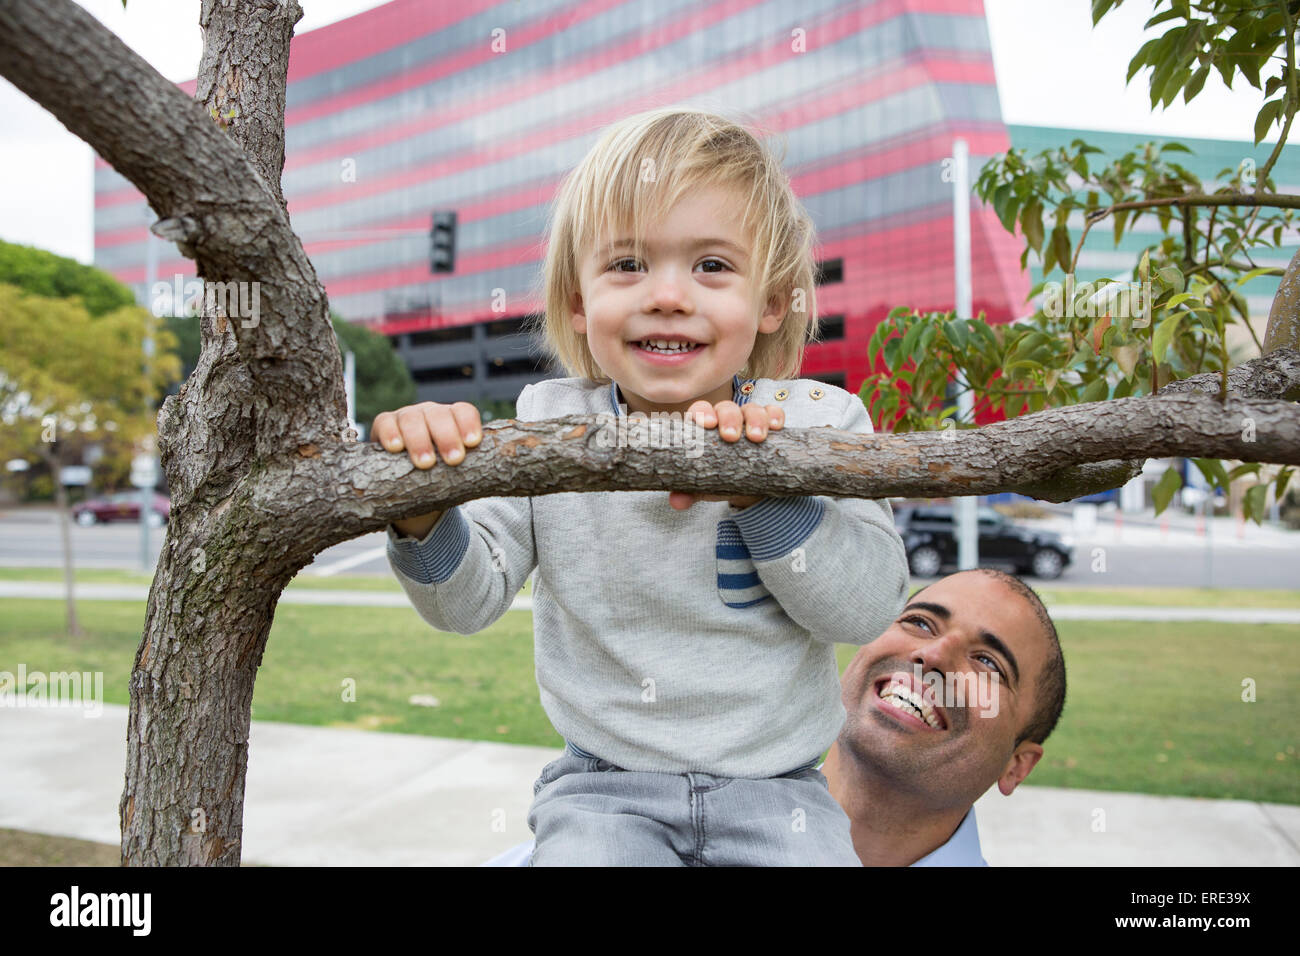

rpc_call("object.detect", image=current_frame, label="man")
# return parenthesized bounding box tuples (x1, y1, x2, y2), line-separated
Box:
(485, 567, 1067, 866)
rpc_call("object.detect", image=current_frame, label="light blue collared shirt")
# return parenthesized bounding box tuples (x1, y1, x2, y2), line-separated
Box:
(481, 807, 987, 867)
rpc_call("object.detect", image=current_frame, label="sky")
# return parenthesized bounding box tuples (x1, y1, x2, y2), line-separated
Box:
(0, 0, 1286, 264)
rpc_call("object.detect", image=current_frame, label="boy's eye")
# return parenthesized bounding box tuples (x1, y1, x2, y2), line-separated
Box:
(696, 258, 731, 273)
(608, 257, 641, 272)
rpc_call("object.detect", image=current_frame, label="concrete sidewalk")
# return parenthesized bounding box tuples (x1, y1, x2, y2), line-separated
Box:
(4, 582, 1299, 622)
(2, 704, 1296, 866)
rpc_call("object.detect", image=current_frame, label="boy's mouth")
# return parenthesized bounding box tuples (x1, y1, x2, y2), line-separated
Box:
(630, 338, 705, 355)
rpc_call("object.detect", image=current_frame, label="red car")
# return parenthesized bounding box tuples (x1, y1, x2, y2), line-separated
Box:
(72, 491, 170, 527)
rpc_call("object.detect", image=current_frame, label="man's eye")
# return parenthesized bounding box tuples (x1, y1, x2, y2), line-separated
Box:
(900, 614, 934, 634)
(976, 652, 1005, 676)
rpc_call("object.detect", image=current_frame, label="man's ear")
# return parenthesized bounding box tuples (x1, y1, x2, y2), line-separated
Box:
(997, 742, 1043, 796)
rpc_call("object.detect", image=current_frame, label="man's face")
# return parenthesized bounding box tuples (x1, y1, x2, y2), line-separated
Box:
(570, 183, 785, 416)
(839, 571, 1048, 803)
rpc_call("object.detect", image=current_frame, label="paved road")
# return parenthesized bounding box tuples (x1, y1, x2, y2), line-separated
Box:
(2, 506, 1297, 588)
(4, 705, 1297, 866)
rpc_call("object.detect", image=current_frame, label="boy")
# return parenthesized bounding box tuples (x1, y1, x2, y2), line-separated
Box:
(376, 107, 909, 865)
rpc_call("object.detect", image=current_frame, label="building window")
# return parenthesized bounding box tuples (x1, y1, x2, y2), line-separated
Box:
(817, 315, 845, 341)
(412, 364, 475, 384)
(815, 258, 843, 285)
(483, 316, 530, 337)
(409, 326, 473, 347)
(486, 357, 543, 378)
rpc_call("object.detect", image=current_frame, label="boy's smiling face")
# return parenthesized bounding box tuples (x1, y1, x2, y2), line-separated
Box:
(570, 184, 785, 416)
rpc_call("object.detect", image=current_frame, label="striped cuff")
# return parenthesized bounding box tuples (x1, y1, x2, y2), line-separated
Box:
(729, 496, 826, 561)
(387, 507, 471, 584)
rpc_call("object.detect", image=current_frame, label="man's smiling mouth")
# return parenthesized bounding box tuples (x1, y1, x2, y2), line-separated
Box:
(872, 674, 948, 731)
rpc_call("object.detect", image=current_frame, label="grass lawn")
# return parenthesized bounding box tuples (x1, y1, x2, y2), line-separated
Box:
(3, 596, 1296, 804)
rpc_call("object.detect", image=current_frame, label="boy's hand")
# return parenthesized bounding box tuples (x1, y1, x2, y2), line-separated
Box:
(668, 400, 784, 511)
(372, 401, 483, 537)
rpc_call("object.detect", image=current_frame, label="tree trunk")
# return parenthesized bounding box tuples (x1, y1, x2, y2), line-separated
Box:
(47, 453, 80, 639)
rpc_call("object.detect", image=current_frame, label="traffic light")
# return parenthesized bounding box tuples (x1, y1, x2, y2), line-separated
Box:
(430, 210, 456, 273)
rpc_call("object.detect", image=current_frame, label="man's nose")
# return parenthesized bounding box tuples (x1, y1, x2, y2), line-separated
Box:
(910, 633, 963, 673)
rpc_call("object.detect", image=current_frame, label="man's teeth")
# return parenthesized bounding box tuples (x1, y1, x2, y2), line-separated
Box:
(881, 682, 941, 729)
(637, 339, 699, 353)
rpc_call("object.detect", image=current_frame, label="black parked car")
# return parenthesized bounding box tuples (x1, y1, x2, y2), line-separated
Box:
(894, 504, 1073, 580)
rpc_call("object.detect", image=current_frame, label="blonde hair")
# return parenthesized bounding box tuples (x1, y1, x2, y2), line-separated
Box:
(528, 107, 820, 383)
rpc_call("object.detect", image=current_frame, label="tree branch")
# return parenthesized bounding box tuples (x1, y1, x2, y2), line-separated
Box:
(1010, 347, 1300, 501)
(263, 365, 1300, 560)
(1263, 247, 1300, 353)
(0, 0, 347, 459)
(1084, 193, 1300, 224)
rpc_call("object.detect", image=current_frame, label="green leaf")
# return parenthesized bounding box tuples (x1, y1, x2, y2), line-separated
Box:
(1184, 65, 1210, 103)
(1080, 376, 1109, 403)
(1152, 309, 1186, 364)
(1191, 458, 1229, 494)
(1051, 225, 1071, 275)
(1152, 466, 1183, 515)
(1233, 266, 1280, 288)
(1112, 208, 1129, 246)
(1020, 199, 1044, 253)
(945, 318, 970, 353)
(1254, 98, 1283, 145)
(1156, 265, 1185, 294)
(1243, 483, 1268, 524)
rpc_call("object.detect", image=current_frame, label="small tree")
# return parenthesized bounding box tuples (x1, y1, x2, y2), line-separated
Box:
(864, 0, 1300, 513)
(0, 284, 178, 634)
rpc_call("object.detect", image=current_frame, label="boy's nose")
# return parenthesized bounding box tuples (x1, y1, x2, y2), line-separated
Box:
(644, 267, 693, 314)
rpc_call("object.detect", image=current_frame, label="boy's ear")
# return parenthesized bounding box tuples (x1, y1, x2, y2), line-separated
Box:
(570, 291, 587, 335)
(757, 292, 786, 334)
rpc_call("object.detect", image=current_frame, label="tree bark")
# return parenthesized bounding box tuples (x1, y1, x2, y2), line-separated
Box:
(0, 0, 1297, 866)
(1264, 246, 1300, 354)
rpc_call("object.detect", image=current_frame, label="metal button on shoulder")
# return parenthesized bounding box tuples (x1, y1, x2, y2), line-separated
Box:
(774, 388, 789, 401)
(809, 387, 824, 400)
(740, 381, 754, 395)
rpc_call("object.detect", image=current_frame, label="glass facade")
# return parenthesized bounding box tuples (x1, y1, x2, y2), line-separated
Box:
(95, 0, 1036, 405)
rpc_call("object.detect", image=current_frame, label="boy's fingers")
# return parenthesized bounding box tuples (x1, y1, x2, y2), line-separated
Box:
(422, 403, 466, 465)
(742, 403, 771, 441)
(685, 400, 717, 428)
(396, 406, 437, 467)
(715, 401, 743, 441)
(372, 411, 404, 451)
(450, 401, 483, 446)
(766, 404, 784, 429)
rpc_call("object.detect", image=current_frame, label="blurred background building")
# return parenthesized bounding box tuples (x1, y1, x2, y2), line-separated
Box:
(91, 0, 1295, 409)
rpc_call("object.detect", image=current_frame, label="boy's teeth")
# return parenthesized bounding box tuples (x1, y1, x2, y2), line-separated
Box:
(639, 339, 697, 353)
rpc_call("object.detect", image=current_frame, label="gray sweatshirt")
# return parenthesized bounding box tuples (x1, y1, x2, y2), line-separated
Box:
(387, 375, 909, 778)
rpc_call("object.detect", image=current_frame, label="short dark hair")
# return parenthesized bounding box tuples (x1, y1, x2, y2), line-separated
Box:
(909, 568, 1066, 746)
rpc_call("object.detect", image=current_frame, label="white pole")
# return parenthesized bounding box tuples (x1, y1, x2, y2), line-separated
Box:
(953, 138, 978, 571)
(344, 349, 357, 436)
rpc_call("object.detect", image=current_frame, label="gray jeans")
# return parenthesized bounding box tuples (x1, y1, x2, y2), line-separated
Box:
(527, 746, 860, 867)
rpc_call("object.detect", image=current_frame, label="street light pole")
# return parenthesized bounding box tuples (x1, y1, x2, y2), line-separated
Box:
(952, 138, 978, 571)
